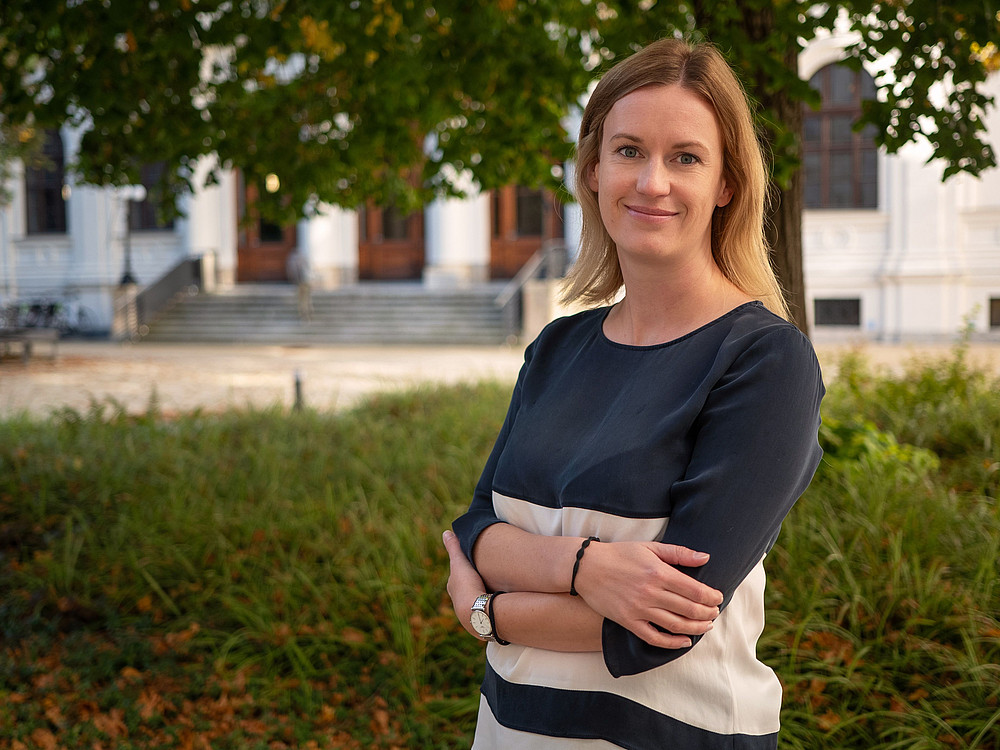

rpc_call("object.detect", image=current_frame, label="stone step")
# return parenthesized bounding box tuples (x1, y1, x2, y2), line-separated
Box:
(142, 284, 514, 345)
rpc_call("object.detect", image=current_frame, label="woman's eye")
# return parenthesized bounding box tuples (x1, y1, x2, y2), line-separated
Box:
(619, 146, 639, 158)
(678, 153, 699, 165)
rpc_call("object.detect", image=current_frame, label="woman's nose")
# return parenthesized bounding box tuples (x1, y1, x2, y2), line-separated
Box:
(637, 160, 671, 195)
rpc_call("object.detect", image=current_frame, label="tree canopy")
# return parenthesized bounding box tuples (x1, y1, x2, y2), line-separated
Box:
(0, 1, 594, 221)
(2, 0, 998, 329)
(3, 1, 995, 207)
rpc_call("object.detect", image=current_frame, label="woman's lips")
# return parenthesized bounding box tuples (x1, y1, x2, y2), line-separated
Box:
(626, 204, 677, 218)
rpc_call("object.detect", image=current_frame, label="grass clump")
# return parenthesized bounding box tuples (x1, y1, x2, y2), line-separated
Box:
(1, 350, 998, 749)
(1, 384, 511, 748)
(764, 348, 1000, 749)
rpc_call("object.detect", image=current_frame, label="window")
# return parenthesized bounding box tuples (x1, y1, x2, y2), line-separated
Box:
(815, 298, 861, 326)
(129, 162, 175, 231)
(803, 65, 878, 209)
(515, 187, 545, 237)
(358, 203, 417, 243)
(381, 204, 411, 241)
(990, 298, 1000, 329)
(25, 129, 67, 234)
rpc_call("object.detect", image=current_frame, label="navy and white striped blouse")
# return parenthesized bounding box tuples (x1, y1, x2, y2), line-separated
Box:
(453, 301, 825, 750)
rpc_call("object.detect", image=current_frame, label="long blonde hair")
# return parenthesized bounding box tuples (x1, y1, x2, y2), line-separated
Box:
(563, 37, 789, 320)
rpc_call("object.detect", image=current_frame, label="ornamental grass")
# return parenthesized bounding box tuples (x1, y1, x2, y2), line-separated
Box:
(1, 349, 997, 748)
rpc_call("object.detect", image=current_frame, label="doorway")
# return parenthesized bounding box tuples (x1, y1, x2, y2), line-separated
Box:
(490, 186, 563, 279)
(358, 203, 425, 280)
(236, 173, 297, 282)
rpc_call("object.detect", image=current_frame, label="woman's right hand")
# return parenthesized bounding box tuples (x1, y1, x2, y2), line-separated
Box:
(572, 540, 723, 649)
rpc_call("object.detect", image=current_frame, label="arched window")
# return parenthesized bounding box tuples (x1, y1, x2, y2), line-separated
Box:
(803, 64, 878, 209)
(25, 129, 67, 234)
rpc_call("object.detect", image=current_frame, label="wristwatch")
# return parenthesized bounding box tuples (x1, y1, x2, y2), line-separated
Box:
(470, 592, 509, 644)
(470, 593, 497, 641)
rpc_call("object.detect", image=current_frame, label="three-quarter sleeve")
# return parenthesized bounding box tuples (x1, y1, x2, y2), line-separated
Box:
(452, 342, 535, 566)
(602, 327, 825, 678)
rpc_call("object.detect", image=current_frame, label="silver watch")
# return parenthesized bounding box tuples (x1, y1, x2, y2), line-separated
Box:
(470, 593, 496, 641)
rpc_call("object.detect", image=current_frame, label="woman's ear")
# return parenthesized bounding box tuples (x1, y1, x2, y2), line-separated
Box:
(716, 179, 733, 208)
(586, 161, 600, 193)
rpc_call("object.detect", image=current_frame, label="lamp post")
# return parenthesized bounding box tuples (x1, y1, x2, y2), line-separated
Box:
(118, 184, 147, 286)
(112, 184, 146, 340)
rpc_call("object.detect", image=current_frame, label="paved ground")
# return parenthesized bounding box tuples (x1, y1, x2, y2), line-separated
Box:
(2, 338, 999, 418)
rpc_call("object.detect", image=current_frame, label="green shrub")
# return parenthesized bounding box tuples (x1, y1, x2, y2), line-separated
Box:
(0, 350, 997, 749)
(764, 349, 1000, 749)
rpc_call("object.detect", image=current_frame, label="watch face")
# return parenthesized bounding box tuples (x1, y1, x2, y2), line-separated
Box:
(471, 609, 492, 636)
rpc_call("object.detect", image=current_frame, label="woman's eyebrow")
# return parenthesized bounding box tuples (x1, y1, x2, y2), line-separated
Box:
(608, 133, 710, 152)
(672, 140, 709, 151)
(608, 132, 644, 143)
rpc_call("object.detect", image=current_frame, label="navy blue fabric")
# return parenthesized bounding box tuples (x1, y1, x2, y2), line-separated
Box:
(482, 660, 778, 750)
(452, 301, 825, 745)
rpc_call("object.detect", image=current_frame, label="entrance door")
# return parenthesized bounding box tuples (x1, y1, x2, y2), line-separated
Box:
(490, 186, 563, 279)
(237, 174, 297, 282)
(358, 204, 425, 280)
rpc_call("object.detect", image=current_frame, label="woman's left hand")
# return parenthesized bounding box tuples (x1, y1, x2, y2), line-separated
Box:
(443, 530, 486, 637)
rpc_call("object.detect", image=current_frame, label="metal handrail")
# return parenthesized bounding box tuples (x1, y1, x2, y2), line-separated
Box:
(494, 240, 569, 338)
(494, 240, 568, 308)
(134, 255, 202, 330)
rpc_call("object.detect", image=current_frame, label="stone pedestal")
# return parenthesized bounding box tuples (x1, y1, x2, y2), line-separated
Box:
(111, 283, 139, 341)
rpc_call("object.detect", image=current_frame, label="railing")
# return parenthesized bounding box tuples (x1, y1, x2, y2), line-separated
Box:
(135, 255, 202, 331)
(111, 255, 203, 340)
(494, 241, 569, 338)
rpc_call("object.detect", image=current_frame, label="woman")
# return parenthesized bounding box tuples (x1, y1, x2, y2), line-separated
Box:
(444, 37, 824, 749)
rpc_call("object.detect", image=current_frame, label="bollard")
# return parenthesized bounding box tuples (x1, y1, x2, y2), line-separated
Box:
(293, 369, 303, 411)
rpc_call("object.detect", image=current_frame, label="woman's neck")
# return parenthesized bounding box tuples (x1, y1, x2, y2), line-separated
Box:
(604, 256, 752, 346)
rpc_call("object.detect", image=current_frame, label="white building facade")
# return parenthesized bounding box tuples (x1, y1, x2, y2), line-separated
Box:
(800, 36, 1000, 342)
(2, 37, 999, 342)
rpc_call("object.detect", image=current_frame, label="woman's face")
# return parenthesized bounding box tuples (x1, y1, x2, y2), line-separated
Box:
(587, 84, 732, 269)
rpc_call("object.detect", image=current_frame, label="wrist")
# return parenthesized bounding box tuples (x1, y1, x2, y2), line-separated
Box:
(569, 536, 601, 597)
(469, 591, 510, 645)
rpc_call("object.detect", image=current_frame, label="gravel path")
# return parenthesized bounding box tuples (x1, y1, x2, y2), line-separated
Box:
(2, 339, 998, 418)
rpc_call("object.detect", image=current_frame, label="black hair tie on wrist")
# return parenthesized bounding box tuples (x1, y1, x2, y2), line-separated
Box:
(569, 536, 600, 597)
(489, 592, 511, 646)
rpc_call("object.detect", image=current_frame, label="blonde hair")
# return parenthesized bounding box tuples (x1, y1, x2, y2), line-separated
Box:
(563, 37, 789, 320)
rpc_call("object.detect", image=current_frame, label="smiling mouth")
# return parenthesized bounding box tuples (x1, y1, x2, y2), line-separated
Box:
(626, 205, 677, 217)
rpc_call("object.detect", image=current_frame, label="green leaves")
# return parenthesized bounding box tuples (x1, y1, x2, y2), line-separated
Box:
(1, 0, 996, 221)
(840, 0, 999, 178)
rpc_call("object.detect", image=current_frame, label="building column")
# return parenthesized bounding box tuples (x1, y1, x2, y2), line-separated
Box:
(423, 190, 490, 287)
(182, 158, 238, 289)
(297, 203, 358, 288)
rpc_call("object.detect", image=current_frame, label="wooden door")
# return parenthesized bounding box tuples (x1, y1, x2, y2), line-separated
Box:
(490, 186, 563, 279)
(358, 204, 425, 280)
(237, 175, 297, 282)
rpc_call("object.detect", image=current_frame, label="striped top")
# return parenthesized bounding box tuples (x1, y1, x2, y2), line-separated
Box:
(453, 302, 825, 750)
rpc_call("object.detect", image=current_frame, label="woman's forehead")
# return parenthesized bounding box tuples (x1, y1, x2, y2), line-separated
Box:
(603, 85, 722, 144)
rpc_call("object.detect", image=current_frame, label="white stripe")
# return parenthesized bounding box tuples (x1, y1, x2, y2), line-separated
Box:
(485, 563, 780, 736)
(488, 490, 781, 737)
(492, 490, 669, 541)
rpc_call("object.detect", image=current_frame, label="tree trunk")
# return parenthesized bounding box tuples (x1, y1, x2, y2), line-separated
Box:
(736, 3, 810, 335)
(763, 96, 808, 336)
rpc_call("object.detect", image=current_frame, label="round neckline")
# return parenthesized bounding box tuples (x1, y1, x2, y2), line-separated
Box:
(598, 300, 764, 350)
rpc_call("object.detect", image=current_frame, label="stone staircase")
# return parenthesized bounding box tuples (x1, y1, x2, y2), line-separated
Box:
(140, 283, 515, 345)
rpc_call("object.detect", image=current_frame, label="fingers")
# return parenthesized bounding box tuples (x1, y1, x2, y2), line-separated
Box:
(443, 530, 485, 600)
(652, 544, 724, 606)
(442, 529, 463, 559)
(652, 590, 720, 625)
(631, 621, 695, 650)
(654, 543, 712, 568)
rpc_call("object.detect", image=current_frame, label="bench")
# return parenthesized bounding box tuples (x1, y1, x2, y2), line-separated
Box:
(0, 328, 60, 363)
